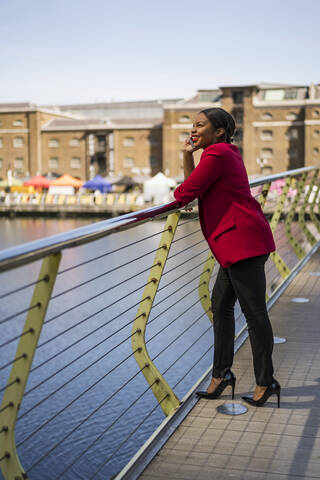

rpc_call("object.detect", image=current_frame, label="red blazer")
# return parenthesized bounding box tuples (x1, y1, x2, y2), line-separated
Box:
(174, 142, 275, 268)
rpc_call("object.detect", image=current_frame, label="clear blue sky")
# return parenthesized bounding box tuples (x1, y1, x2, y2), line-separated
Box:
(1, 0, 319, 104)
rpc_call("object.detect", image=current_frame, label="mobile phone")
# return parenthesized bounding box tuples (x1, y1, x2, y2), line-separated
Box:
(189, 137, 195, 147)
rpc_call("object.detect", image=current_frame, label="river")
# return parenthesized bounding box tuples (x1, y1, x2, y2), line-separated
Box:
(0, 216, 215, 480)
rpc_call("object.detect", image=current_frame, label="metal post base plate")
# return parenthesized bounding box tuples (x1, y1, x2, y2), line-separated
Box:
(274, 336, 287, 344)
(216, 403, 248, 416)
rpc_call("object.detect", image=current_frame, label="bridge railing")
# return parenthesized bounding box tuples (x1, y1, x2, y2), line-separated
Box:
(0, 165, 320, 480)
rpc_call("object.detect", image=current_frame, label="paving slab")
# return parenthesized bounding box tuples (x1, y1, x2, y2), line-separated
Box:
(139, 249, 320, 479)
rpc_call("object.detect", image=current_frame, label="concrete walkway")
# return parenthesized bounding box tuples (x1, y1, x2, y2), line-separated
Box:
(140, 250, 320, 480)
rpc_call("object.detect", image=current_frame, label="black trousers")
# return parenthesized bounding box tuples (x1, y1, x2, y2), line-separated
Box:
(211, 254, 274, 386)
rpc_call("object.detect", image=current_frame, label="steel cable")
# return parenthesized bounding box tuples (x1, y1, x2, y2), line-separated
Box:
(88, 392, 170, 479)
(0, 377, 20, 394)
(0, 402, 13, 414)
(173, 342, 213, 389)
(57, 380, 158, 480)
(48, 378, 160, 478)
(18, 332, 140, 425)
(156, 259, 208, 294)
(51, 245, 165, 300)
(166, 238, 206, 261)
(148, 281, 205, 330)
(151, 309, 208, 362)
(17, 346, 140, 446)
(146, 295, 205, 347)
(172, 227, 202, 244)
(0, 328, 33, 349)
(31, 297, 149, 373)
(162, 248, 208, 278)
(44, 276, 154, 327)
(0, 302, 40, 326)
(162, 323, 212, 376)
(0, 353, 27, 373)
(22, 365, 146, 473)
(58, 228, 171, 275)
(26, 309, 146, 397)
(0, 276, 48, 300)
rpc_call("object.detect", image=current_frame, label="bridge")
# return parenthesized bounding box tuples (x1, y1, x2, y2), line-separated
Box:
(0, 166, 320, 479)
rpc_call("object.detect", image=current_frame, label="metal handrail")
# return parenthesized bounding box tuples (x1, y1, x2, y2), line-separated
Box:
(0, 165, 317, 273)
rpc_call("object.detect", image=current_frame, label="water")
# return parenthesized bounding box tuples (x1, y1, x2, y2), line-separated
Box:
(0, 215, 316, 479)
(0, 216, 215, 479)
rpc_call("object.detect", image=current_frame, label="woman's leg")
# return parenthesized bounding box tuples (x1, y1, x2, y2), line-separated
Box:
(211, 265, 237, 379)
(227, 254, 274, 387)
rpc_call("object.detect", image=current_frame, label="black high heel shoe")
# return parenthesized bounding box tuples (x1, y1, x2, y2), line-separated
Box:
(242, 378, 281, 408)
(196, 370, 236, 400)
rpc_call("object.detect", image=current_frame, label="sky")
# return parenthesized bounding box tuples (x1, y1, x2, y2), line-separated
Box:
(1, 0, 320, 105)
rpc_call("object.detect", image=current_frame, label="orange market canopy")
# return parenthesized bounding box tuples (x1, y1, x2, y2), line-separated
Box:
(24, 175, 51, 188)
(50, 174, 83, 188)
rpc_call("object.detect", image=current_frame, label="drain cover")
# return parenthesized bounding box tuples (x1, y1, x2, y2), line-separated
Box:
(216, 403, 248, 416)
(291, 297, 310, 303)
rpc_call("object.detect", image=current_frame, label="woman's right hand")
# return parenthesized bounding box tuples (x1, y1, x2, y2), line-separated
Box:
(183, 137, 199, 154)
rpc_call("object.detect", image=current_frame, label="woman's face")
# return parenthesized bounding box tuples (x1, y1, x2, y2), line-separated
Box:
(191, 112, 225, 149)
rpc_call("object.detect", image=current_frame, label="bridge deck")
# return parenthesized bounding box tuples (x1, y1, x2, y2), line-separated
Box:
(140, 250, 320, 480)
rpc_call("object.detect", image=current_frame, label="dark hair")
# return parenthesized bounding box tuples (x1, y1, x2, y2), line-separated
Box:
(200, 107, 236, 144)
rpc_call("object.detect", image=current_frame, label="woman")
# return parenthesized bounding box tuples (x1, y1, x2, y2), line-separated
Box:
(173, 108, 280, 407)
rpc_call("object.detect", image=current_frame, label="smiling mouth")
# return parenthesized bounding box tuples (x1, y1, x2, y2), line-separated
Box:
(191, 136, 200, 142)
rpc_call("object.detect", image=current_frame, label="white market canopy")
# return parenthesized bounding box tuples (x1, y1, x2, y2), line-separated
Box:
(143, 172, 176, 205)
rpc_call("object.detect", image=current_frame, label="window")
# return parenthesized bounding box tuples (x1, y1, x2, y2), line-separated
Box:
(284, 89, 298, 99)
(261, 130, 273, 140)
(123, 157, 134, 168)
(312, 109, 320, 118)
(123, 137, 135, 147)
(264, 89, 285, 101)
(286, 112, 298, 121)
(287, 128, 298, 139)
(48, 138, 59, 148)
(0, 138, 3, 148)
(313, 147, 319, 155)
(13, 119, 23, 127)
(261, 112, 273, 120)
(70, 157, 81, 169)
(261, 165, 273, 175)
(233, 110, 243, 123)
(97, 136, 106, 149)
(13, 136, 24, 148)
(14, 157, 24, 170)
(288, 147, 298, 158)
(179, 132, 189, 142)
(261, 148, 273, 158)
(179, 115, 191, 123)
(49, 157, 59, 169)
(0, 158, 3, 169)
(149, 137, 159, 146)
(232, 91, 243, 104)
(234, 128, 243, 142)
(70, 138, 80, 147)
(313, 129, 320, 137)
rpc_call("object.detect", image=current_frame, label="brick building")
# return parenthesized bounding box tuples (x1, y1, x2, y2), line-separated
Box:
(0, 83, 319, 182)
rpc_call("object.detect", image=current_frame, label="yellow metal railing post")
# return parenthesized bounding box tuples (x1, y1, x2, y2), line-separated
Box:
(298, 169, 319, 246)
(198, 253, 215, 323)
(309, 179, 320, 233)
(132, 213, 181, 416)
(269, 177, 291, 278)
(285, 173, 308, 259)
(0, 252, 61, 480)
(257, 182, 271, 208)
